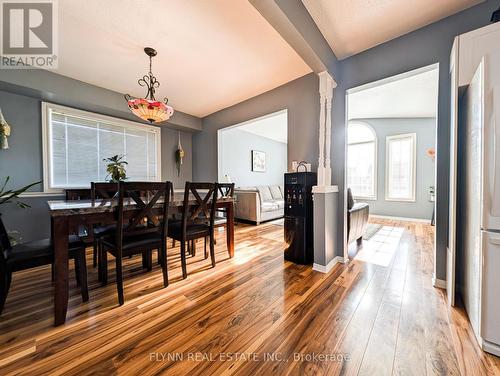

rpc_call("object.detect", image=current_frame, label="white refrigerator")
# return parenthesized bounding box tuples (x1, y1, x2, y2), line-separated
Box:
(458, 51, 500, 356)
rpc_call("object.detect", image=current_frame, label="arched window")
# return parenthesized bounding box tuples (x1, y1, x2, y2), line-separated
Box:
(347, 122, 377, 199)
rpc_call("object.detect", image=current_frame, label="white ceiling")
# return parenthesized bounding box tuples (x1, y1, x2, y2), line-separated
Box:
(232, 110, 288, 144)
(302, 0, 483, 59)
(56, 0, 311, 118)
(348, 67, 439, 120)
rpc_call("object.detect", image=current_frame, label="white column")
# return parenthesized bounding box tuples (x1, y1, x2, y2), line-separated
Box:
(317, 92, 326, 186)
(313, 72, 340, 274)
(324, 94, 332, 186)
(317, 71, 337, 187)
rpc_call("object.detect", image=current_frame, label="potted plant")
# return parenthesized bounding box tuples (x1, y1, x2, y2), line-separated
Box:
(103, 155, 128, 182)
(0, 176, 41, 208)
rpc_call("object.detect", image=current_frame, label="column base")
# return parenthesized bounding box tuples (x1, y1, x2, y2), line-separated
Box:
(312, 186, 339, 273)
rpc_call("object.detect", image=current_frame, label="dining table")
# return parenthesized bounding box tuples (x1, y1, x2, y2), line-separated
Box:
(47, 193, 235, 326)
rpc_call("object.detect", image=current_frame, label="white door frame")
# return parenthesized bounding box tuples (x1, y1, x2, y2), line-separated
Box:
(343, 64, 440, 276)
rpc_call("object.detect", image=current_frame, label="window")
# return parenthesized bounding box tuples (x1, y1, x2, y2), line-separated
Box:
(42, 103, 161, 192)
(347, 122, 377, 199)
(386, 133, 416, 201)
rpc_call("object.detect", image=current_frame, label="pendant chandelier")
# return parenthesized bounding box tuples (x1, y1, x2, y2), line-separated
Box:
(125, 47, 174, 123)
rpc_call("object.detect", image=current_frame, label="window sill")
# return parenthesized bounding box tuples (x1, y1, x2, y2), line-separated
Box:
(353, 196, 377, 201)
(385, 197, 416, 202)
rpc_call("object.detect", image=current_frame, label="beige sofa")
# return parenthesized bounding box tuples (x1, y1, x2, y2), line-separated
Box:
(234, 185, 284, 225)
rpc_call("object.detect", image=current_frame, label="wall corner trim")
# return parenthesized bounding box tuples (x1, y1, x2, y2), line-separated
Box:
(432, 275, 446, 289)
(312, 185, 339, 193)
(313, 256, 344, 273)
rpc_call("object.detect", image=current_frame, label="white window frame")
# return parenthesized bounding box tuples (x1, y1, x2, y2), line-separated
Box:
(347, 122, 378, 200)
(385, 132, 417, 202)
(42, 102, 162, 193)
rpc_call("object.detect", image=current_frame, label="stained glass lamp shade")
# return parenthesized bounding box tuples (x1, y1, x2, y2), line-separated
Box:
(125, 47, 174, 123)
(126, 97, 174, 123)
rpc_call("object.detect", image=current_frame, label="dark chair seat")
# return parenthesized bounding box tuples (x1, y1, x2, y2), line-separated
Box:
(168, 221, 211, 239)
(101, 232, 162, 255)
(93, 224, 116, 237)
(0, 213, 89, 315)
(7, 235, 84, 267)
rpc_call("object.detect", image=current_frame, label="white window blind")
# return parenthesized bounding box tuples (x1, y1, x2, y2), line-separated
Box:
(347, 123, 377, 199)
(386, 133, 416, 201)
(43, 103, 161, 191)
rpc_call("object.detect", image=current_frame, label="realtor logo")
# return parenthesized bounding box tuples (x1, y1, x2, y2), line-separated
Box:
(0, 0, 58, 69)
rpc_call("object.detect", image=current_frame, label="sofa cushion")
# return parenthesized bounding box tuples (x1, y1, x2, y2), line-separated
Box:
(269, 199, 285, 209)
(269, 185, 282, 199)
(256, 186, 273, 204)
(261, 202, 279, 213)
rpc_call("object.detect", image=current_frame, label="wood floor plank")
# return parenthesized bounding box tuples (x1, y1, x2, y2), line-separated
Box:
(0, 220, 498, 375)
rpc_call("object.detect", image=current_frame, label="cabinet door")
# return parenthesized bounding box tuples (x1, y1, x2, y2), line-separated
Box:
(481, 231, 500, 347)
(458, 22, 500, 86)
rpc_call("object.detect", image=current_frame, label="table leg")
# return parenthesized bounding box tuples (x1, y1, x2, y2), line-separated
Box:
(226, 202, 234, 258)
(52, 216, 69, 326)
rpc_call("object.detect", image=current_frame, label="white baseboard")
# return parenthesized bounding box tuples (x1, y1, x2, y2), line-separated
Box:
(313, 256, 344, 273)
(432, 276, 446, 289)
(483, 340, 500, 357)
(370, 214, 431, 224)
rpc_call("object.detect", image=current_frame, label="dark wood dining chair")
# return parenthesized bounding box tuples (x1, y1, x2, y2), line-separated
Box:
(65, 184, 119, 268)
(99, 181, 171, 305)
(65, 188, 92, 201)
(212, 183, 235, 247)
(0, 214, 88, 315)
(65, 188, 94, 239)
(91, 182, 119, 200)
(90, 182, 121, 269)
(168, 182, 217, 279)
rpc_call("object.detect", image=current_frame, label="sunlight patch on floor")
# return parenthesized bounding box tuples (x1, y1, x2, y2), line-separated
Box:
(355, 225, 404, 267)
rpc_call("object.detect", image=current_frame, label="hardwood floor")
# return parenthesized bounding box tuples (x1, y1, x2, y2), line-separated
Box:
(0, 218, 499, 375)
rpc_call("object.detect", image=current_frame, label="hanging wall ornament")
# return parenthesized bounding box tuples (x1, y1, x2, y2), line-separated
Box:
(175, 132, 185, 177)
(0, 108, 11, 150)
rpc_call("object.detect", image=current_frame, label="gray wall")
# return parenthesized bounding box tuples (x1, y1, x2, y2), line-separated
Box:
(0, 84, 193, 241)
(219, 128, 287, 187)
(194, 0, 498, 280)
(332, 0, 499, 280)
(193, 72, 319, 181)
(0, 68, 202, 131)
(352, 118, 436, 220)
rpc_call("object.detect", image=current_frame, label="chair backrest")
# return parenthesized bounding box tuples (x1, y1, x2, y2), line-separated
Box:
(347, 188, 354, 210)
(217, 183, 235, 199)
(115, 181, 172, 252)
(181, 182, 217, 230)
(65, 189, 92, 200)
(0, 215, 9, 271)
(91, 182, 119, 200)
